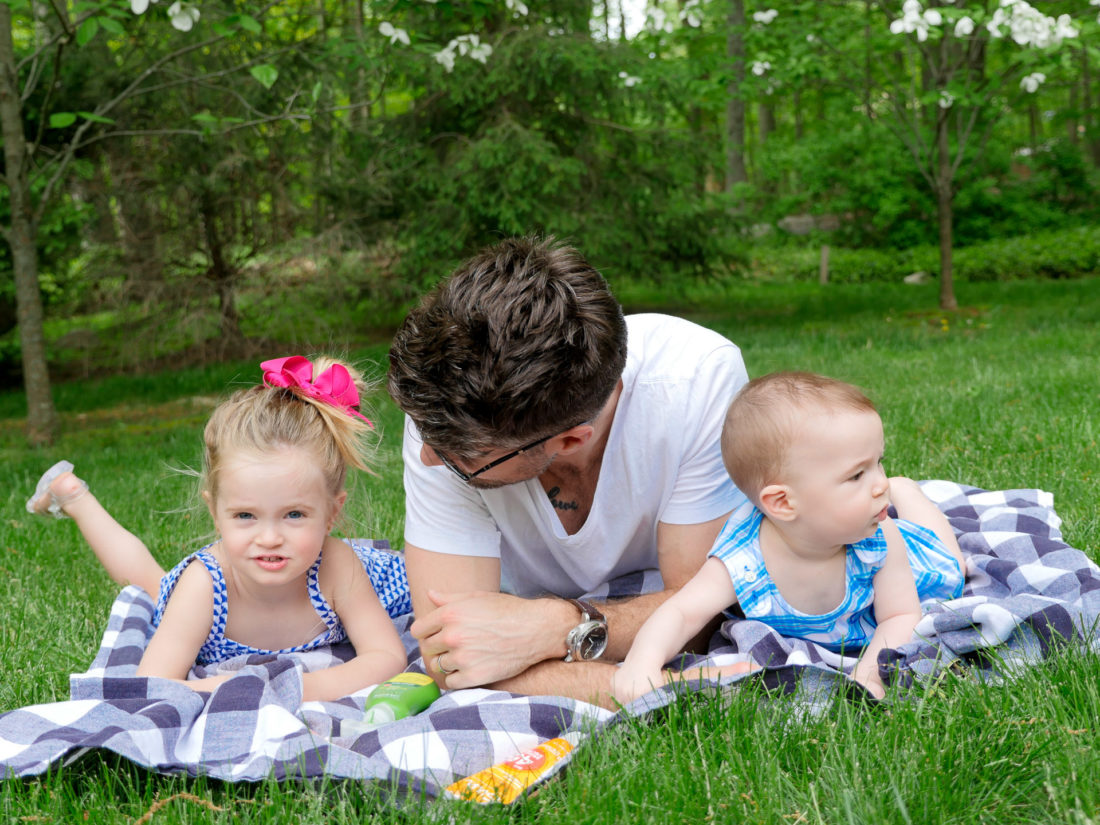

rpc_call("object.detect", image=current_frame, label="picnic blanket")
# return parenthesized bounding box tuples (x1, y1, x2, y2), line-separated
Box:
(1, 481, 1098, 798)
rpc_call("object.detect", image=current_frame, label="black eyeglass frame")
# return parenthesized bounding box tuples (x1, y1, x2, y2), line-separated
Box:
(436, 432, 556, 483)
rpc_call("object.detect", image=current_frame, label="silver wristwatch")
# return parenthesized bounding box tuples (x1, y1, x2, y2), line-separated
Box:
(564, 598, 609, 662)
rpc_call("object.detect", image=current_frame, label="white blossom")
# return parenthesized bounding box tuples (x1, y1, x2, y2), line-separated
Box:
(167, 1, 199, 31)
(751, 60, 771, 76)
(753, 9, 778, 25)
(648, 7, 674, 34)
(618, 71, 641, 88)
(1020, 72, 1045, 93)
(435, 34, 492, 69)
(954, 16, 974, 37)
(131, 0, 152, 13)
(679, 0, 703, 27)
(988, 1, 1078, 48)
(938, 90, 955, 109)
(889, 1, 943, 42)
(379, 21, 411, 46)
(434, 47, 456, 72)
(506, 0, 529, 16)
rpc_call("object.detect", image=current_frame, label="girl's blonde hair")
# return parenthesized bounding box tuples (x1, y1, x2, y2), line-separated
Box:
(721, 371, 877, 504)
(201, 356, 374, 504)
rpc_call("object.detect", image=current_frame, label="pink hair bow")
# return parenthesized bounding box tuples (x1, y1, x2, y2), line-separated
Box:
(260, 356, 373, 426)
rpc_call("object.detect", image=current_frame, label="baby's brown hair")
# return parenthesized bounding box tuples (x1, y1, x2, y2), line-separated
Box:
(721, 371, 877, 505)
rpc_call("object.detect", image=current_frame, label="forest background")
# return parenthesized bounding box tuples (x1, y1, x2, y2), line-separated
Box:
(2, 0, 1098, 446)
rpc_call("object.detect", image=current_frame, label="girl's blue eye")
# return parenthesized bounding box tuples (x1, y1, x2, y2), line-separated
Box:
(235, 512, 254, 520)
(287, 510, 304, 520)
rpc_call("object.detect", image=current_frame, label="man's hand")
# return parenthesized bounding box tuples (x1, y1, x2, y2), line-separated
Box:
(410, 589, 574, 689)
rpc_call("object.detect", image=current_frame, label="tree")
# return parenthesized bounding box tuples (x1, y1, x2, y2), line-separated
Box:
(0, 1, 329, 441)
(876, 0, 1083, 309)
(0, 3, 58, 444)
(0, 0, 219, 443)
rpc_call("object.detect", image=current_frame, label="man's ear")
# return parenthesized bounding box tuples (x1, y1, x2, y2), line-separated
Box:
(759, 484, 796, 522)
(552, 423, 595, 455)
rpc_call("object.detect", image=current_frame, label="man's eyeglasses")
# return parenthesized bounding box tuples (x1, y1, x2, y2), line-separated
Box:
(436, 432, 556, 483)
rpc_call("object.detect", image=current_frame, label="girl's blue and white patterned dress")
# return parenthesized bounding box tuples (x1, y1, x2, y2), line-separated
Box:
(708, 507, 964, 653)
(153, 539, 411, 665)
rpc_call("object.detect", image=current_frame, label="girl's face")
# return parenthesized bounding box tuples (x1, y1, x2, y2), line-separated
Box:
(205, 446, 345, 587)
(781, 408, 891, 547)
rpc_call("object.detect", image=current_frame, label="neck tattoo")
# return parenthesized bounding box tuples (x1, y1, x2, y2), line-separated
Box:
(546, 486, 579, 512)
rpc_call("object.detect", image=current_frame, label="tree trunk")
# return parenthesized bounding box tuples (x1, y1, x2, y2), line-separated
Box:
(1068, 78, 1079, 146)
(200, 190, 243, 355)
(1083, 48, 1100, 166)
(793, 87, 804, 140)
(724, 0, 747, 191)
(935, 114, 957, 311)
(759, 102, 775, 145)
(0, 6, 59, 445)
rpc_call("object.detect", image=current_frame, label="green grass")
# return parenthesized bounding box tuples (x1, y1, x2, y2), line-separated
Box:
(1, 276, 1099, 822)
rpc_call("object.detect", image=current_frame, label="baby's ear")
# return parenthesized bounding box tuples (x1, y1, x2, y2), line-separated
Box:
(759, 484, 796, 522)
(201, 490, 215, 519)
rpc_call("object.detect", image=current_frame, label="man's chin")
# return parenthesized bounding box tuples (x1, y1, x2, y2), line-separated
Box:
(468, 477, 513, 491)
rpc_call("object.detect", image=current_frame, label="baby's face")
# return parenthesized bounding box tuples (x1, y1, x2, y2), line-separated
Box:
(781, 408, 891, 546)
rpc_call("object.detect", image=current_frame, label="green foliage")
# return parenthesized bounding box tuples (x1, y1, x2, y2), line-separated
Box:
(747, 225, 1100, 284)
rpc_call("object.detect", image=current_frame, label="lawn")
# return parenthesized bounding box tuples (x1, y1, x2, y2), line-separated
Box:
(1, 276, 1098, 823)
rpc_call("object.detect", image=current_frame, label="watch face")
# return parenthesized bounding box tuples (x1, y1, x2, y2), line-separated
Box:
(577, 621, 609, 660)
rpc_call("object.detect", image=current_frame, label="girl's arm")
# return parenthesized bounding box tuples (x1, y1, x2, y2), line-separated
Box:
(42, 472, 166, 598)
(611, 557, 738, 705)
(853, 519, 923, 699)
(305, 540, 408, 703)
(137, 562, 232, 692)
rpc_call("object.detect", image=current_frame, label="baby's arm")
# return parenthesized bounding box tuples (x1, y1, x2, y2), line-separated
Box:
(303, 540, 407, 703)
(137, 562, 232, 691)
(853, 519, 923, 699)
(889, 476, 965, 572)
(37, 471, 165, 598)
(611, 557, 738, 705)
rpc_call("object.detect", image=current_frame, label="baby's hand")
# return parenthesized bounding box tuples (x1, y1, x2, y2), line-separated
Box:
(855, 673, 886, 700)
(610, 665, 666, 707)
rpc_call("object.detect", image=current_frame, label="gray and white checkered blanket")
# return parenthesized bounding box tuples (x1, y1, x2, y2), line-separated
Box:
(1, 482, 1097, 798)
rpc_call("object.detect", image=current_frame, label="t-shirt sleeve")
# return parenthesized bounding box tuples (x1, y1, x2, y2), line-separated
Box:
(400, 416, 503, 558)
(659, 343, 750, 525)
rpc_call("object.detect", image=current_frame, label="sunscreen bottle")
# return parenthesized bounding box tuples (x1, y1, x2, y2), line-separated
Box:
(444, 732, 582, 804)
(361, 672, 441, 725)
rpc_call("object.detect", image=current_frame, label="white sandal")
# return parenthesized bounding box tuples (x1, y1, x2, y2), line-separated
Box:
(25, 460, 88, 518)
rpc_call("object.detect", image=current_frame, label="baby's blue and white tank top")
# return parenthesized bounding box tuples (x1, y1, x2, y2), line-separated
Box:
(708, 507, 964, 653)
(153, 539, 411, 666)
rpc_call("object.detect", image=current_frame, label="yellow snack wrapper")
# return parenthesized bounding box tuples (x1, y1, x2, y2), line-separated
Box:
(444, 732, 582, 804)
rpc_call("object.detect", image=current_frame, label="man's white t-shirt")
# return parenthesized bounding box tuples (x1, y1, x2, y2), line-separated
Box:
(401, 313, 750, 598)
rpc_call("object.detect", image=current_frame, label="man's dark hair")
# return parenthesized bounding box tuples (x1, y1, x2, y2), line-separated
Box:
(387, 236, 628, 458)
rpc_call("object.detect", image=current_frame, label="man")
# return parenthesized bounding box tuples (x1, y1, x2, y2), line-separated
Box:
(387, 236, 750, 703)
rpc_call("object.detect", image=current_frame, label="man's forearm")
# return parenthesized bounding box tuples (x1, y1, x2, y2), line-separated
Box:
(490, 659, 619, 709)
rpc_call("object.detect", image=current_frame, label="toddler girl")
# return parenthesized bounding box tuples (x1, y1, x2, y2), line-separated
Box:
(613, 371, 965, 703)
(28, 355, 409, 702)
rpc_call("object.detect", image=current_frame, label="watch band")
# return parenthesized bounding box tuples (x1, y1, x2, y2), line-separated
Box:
(564, 598, 609, 662)
(569, 598, 606, 625)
